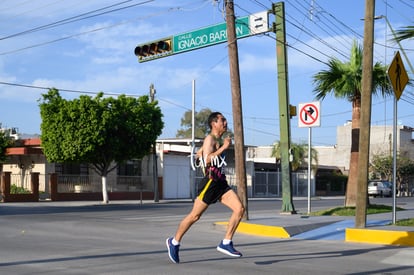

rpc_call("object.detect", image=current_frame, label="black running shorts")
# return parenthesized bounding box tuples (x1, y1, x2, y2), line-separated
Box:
(197, 176, 232, 205)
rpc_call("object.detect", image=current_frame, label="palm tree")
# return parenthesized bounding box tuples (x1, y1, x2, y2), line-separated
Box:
(312, 41, 393, 207)
(393, 26, 414, 42)
(271, 142, 318, 172)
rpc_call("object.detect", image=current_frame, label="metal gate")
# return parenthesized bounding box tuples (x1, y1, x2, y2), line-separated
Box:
(253, 171, 313, 197)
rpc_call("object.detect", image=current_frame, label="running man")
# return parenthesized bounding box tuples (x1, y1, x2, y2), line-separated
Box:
(166, 112, 245, 263)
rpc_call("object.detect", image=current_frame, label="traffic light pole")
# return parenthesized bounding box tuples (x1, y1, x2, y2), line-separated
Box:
(272, 2, 296, 214)
(150, 84, 159, 203)
(134, 2, 291, 216)
(225, 0, 249, 220)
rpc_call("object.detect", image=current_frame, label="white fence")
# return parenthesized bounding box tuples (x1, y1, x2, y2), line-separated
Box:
(10, 173, 49, 193)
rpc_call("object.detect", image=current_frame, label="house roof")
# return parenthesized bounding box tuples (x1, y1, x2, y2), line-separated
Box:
(156, 138, 203, 145)
(6, 138, 43, 155)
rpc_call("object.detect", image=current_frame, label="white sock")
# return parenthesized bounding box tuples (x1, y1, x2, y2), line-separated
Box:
(172, 238, 180, 246)
(222, 239, 231, 245)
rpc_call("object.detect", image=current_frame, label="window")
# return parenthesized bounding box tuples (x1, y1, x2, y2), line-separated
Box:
(55, 163, 89, 175)
(117, 160, 142, 176)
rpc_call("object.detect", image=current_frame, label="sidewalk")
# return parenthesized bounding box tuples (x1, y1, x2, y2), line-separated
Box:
(218, 200, 414, 247)
(3, 197, 414, 246)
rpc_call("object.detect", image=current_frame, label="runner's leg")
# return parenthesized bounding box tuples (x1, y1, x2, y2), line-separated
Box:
(220, 190, 244, 240)
(174, 197, 209, 242)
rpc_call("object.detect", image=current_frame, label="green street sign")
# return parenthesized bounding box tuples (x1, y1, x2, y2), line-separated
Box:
(172, 16, 250, 53)
(134, 11, 269, 62)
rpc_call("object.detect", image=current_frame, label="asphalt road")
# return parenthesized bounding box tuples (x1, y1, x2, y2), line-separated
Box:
(1, 197, 414, 274)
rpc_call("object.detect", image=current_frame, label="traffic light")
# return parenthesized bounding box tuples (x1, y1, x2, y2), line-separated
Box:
(288, 148, 294, 162)
(134, 38, 172, 62)
(289, 104, 297, 118)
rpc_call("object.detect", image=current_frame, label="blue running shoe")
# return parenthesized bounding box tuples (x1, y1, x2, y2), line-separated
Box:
(216, 241, 242, 257)
(166, 237, 180, 263)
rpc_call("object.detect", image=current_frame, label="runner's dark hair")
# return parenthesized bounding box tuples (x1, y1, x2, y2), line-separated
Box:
(207, 112, 222, 129)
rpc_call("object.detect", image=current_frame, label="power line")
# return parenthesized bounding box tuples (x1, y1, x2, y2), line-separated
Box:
(2, 0, 414, 145)
(0, 6, 180, 56)
(0, 0, 153, 41)
(0, 0, 66, 23)
(288, 0, 353, 56)
(0, 80, 124, 96)
(0, 1, 209, 56)
(398, 0, 414, 10)
(0, 80, 191, 111)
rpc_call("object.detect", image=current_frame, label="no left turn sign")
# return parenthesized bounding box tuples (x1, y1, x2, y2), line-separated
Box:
(298, 101, 321, 128)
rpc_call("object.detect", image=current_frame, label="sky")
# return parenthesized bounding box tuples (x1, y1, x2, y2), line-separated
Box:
(0, 0, 413, 147)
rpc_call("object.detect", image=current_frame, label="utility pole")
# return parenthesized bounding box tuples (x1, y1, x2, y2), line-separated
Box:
(225, 0, 248, 220)
(355, 0, 375, 228)
(272, 2, 295, 214)
(150, 83, 159, 202)
(191, 79, 196, 200)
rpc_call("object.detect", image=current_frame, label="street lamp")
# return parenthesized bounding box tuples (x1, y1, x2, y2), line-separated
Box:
(374, 15, 410, 224)
(375, 15, 414, 74)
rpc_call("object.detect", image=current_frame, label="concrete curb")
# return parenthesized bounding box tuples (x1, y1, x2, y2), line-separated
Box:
(216, 221, 414, 247)
(216, 221, 290, 238)
(346, 228, 414, 246)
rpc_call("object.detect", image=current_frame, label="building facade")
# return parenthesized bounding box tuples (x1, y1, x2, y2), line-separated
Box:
(316, 122, 414, 175)
(2, 123, 413, 201)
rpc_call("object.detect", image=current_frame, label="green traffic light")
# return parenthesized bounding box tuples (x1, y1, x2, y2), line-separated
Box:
(134, 38, 172, 62)
(157, 41, 170, 52)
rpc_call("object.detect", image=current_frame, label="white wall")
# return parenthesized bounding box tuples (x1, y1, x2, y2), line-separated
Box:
(162, 154, 191, 199)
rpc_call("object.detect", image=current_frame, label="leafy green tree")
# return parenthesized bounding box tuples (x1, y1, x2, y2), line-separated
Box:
(176, 108, 233, 138)
(271, 141, 318, 172)
(370, 154, 414, 193)
(0, 129, 13, 173)
(176, 108, 212, 138)
(370, 154, 393, 181)
(312, 41, 393, 207)
(39, 88, 163, 203)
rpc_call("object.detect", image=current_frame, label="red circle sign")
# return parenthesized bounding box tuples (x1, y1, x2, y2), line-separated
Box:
(299, 103, 319, 126)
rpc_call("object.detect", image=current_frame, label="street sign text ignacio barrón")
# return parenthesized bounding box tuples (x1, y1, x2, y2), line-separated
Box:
(172, 16, 250, 53)
(134, 11, 269, 62)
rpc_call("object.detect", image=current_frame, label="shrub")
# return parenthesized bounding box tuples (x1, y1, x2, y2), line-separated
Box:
(10, 184, 31, 194)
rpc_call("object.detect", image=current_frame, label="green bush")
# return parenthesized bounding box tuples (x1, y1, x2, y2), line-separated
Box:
(10, 184, 31, 194)
(311, 204, 404, 216)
